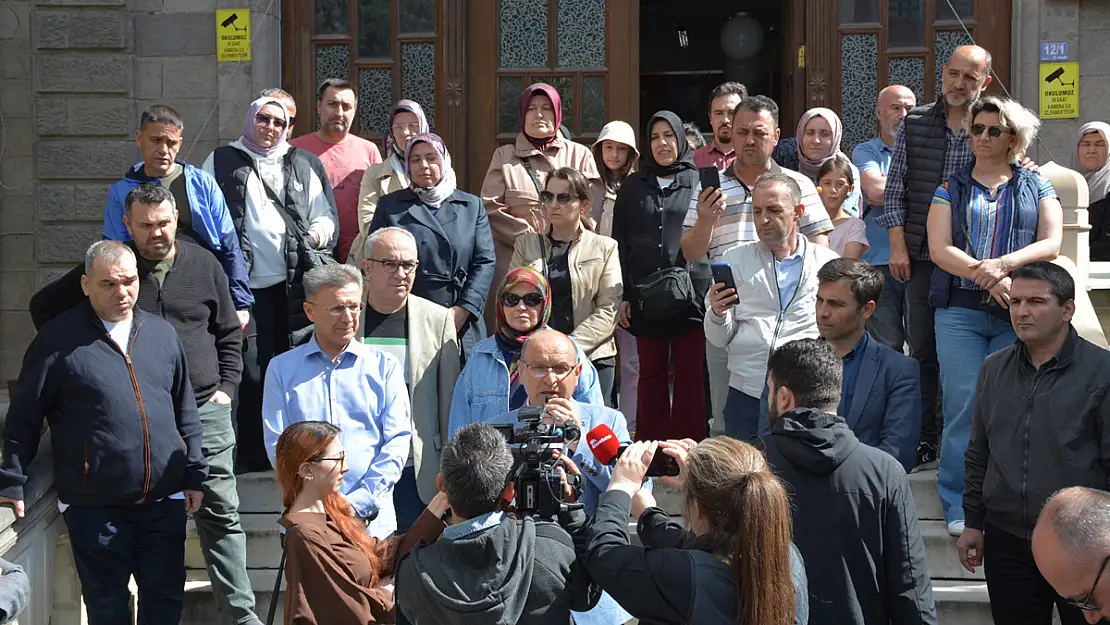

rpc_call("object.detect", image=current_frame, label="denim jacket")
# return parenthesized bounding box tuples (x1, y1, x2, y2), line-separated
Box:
(448, 335, 604, 439)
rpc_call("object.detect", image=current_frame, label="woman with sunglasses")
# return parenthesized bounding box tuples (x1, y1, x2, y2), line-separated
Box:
(447, 267, 604, 437)
(276, 421, 450, 625)
(349, 100, 430, 267)
(368, 132, 496, 359)
(926, 96, 1062, 537)
(510, 167, 622, 407)
(203, 96, 338, 472)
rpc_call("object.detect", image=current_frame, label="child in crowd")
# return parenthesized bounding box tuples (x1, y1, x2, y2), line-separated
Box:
(818, 155, 869, 258)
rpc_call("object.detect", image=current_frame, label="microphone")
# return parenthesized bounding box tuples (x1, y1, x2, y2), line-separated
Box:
(586, 424, 622, 466)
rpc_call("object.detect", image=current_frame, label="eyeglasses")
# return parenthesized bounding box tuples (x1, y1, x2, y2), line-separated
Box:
(1065, 554, 1110, 612)
(540, 191, 578, 206)
(255, 113, 288, 130)
(970, 123, 1011, 139)
(391, 123, 422, 134)
(307, 301, 362, 316)
(501, 292, 544, 308)
(369, 258, 419, 274)
(521, 362, 578, 380)
(312, 452, 345, 465)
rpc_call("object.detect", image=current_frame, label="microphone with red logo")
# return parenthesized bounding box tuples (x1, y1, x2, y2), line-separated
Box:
(585, 424, 622, 466)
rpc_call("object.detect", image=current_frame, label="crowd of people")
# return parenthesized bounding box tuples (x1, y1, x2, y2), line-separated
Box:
(0, 40, 1106, 625)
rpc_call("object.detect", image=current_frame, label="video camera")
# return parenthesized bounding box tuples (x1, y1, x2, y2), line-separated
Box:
(499, 404, 584, 519)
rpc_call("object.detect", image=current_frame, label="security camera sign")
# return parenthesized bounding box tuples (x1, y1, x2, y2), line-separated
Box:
(217, 9, 251, 62)
(1039, 62, 1079, 119)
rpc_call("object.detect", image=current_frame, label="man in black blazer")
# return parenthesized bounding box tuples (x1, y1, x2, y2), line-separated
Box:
(815, 258, 922, 471)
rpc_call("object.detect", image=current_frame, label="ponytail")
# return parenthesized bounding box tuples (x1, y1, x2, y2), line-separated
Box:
(730, 471, 794, 625)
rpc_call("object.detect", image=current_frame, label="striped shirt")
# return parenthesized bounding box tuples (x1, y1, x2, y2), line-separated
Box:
(683, 163, 834, 260)
(932, 175, 1056, 291)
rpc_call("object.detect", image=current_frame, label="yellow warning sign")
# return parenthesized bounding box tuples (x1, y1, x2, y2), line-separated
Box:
(217, 9, 251, 62)
(1040, 62, 1079, 119)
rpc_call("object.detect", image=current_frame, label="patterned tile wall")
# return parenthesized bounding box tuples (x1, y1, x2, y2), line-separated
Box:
(888, 56, 926, 105)
(500, 0, 549, 68)
(840, 33, 878, 152)
(402, 43, 436, 130)
(358, 68, 393, 137)
(557, 0, 606, 68)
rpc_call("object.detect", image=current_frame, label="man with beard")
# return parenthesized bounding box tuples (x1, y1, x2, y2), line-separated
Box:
(763, 338, 936, 625)
(703, 172, 837, 442)
(692, 82, 747, 170)
(263, 264, 412, 538)
(291, 78, 382, 262)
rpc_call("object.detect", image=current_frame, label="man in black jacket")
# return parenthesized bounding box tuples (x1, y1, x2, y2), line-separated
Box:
(27, 185, 261, 625)
(958, 262, 1110, 625)
(764, 338, 937, 625)
(0, 240, 207, 625)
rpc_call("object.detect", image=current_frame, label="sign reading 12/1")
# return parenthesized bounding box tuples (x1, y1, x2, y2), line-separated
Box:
(1041, 42, 1069, 62)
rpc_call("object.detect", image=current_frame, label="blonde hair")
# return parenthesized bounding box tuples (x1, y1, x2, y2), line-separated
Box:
(968, 96, 1040, 162)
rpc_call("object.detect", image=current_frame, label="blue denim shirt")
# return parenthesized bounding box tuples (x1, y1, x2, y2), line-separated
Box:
(262, 335, 412, 519)
(448, 335, 604, 437)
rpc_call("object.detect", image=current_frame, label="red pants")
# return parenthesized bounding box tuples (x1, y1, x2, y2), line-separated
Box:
(634, 329, 707, 442)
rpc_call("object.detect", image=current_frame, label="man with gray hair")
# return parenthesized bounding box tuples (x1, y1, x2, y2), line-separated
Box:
(0, 240, 207, 625)
(1033, 487, 1110, 623)
(396, 422, 598, 624)
(705, 172, 839, 441)
(263, 263, 412, 537)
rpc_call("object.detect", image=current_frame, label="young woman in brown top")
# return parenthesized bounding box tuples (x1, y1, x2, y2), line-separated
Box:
(275, 421, 449, 625)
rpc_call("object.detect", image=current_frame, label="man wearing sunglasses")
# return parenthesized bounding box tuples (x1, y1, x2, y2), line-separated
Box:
(958, 262, 1110, 625)
(1033, 487, 1110, 624)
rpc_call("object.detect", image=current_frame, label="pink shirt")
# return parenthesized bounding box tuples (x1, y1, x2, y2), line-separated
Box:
(692, 141, 735, 170)
(290, 133, 382, 262)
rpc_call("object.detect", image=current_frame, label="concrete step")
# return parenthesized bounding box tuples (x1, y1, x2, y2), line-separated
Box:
(182, 568, 283, 625)
(911, 468, 943, 521)
(236, 470, 282, 514)
(186, 512, 282, 570)
(933, 580, 992, 625)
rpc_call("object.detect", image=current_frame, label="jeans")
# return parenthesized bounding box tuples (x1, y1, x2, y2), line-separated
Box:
(935, 306, 1016, 523)
(238, 283, 290, 471)
(594, 361, 615, 408)
(393, 466, 425, 533)
(983, 522, 1092, 625)
(635, 329, 707, 442)
(615, 328, 639, 433)
(906, 259, 943, 449)
(724, 385, 769, 443)
(867, 264, 907, 352)
(64, 498, 186, 625)
(705, 341, 731, 432)
(195, 400, 256, 625)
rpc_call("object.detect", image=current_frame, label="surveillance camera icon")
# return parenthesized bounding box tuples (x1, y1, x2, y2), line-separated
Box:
(221, 13, 247, 32)
(1044, 67, 1075, 88)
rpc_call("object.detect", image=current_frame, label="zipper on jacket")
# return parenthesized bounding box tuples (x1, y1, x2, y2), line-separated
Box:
(1019, 363, 1059, 529)
(107, 325, 153, 503)
(83, 440, 89, 485)
(762, 246, 809, 366)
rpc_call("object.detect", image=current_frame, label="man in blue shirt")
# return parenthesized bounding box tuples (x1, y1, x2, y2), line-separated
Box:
(815, 258, 921, 470)
(262, 264, 411, 538)
(851, 85, 916, 353)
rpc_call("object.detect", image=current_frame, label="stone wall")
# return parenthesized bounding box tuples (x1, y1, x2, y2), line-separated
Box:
(0, 0, 280, 381)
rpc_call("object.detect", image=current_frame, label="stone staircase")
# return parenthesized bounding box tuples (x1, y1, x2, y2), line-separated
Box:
(179, 469, 992, 625)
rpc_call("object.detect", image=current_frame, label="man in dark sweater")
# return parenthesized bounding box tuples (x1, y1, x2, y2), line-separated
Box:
(764, 338, 937, 625)
(28, 186, 261, 625)
(0, 240, 207, 625)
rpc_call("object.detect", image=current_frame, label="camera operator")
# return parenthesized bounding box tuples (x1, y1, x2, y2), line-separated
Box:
(583, 438, 810, 625)
(395, 422, 599, 624)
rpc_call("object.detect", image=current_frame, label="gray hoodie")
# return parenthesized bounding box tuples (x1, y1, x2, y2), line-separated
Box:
(396, 510, 598, 625)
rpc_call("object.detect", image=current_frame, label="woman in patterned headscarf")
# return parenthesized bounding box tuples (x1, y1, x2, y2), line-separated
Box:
(446, 266, 604, 437)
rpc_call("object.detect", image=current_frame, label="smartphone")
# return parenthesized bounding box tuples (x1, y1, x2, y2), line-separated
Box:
(711, 263, 737, 294)
(699, 166, 721, 192)
(615, 444, 681, 477)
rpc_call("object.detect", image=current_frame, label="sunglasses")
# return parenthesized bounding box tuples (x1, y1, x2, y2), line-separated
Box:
(540, 191, 578, 206)
(1065, 554, 1110, 612)
(256, 112, 288, 130)
(501, 292, 544, 308)
(971, 123, 1010, 139)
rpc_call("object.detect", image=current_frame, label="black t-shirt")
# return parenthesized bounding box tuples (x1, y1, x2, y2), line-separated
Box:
(547, 236, 574, 334)
(362, 304, 409, 387)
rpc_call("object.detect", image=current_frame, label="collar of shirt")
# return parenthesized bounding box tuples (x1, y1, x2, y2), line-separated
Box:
(843, 331, 870, 362)
(775, 233, 807, 266)
(306, 333, 364, 363)
(443, 510, 506, 540)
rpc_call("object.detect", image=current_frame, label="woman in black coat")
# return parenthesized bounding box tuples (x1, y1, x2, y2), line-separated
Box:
(611, 111, 711, 442)
(368, 132, 496, 357)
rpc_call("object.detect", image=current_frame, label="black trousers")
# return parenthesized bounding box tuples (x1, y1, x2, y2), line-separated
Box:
(905, 258, 943, 446)
(235, 283, 290, 471)
(984, 522, 1094, 625)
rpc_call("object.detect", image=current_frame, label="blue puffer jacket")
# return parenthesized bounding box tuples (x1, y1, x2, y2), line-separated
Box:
(103, 162, 253, 310)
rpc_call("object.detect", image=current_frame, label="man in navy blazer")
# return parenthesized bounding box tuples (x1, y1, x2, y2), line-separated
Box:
(815, 258, 921, 470)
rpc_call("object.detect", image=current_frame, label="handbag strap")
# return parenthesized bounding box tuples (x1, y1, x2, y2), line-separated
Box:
(521, 158, 545, 197)
(236, 149, 315, 244)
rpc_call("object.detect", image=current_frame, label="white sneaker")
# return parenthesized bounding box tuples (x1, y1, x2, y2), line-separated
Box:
(947, 520, 965, 537)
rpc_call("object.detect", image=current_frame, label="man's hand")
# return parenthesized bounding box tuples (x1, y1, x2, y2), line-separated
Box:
(888, 230, 912, 282)
(956, 527, 984, 573)
(968, 258, 1006, 290)
(555, 454, 583, 504)
(988, 276, 1012, 309)
(709, 284, 738, 317)
(695, 187, 726, 224)
(0, 498, 24, 519)
(619, 301, 632, 329)
(209, 390, 232, 405)
(427, 490, 451, 520)
(184, 490, 203, 515)
(544, 398, 582, 450)
(449, 306, 470, 334)
(235, 310, 250, 330)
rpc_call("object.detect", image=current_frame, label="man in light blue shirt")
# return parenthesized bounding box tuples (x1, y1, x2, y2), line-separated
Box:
(263, 264, 411, 538)
(851, 85, 916, 352)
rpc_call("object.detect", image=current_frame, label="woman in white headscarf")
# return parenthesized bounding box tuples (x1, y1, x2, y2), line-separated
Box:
(1076, 122, 1110, 260)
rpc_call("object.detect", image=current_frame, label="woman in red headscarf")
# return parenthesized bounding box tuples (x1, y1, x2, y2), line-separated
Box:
(480, 83, 602, 333)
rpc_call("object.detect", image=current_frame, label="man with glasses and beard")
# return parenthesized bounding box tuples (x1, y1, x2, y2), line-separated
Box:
(958, 262, 1110, 625)
(263, 264, 412, 539)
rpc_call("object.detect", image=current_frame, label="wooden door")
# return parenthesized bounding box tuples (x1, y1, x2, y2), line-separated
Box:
(465, 0, 637, 193)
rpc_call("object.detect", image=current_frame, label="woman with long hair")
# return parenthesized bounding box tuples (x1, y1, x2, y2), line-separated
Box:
(583, 437, 808, 625)
(1075, 121, 1110, 260)
(276, 421, 449, 625)
(447, 266, 604, 436)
